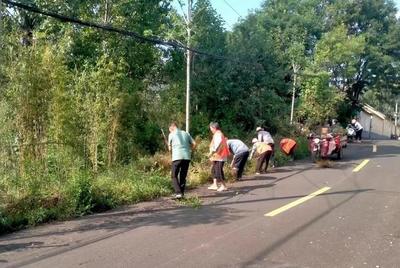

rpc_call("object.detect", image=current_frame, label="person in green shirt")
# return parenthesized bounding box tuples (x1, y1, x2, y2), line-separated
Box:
(168, 122, 196, 199)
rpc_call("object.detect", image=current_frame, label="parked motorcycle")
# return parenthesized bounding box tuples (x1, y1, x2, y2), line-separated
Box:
(308, 133, 343, 162)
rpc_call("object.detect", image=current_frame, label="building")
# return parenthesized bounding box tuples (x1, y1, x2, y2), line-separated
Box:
(358, 104, 399, 140)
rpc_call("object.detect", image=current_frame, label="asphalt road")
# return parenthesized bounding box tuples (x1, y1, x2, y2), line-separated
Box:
(1, 140, 399, 268)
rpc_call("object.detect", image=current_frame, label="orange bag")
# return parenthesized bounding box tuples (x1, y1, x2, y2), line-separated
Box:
(280, 138, 297, 156)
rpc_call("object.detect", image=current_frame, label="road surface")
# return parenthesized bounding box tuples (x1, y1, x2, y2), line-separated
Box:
(0, 140, 399, 268)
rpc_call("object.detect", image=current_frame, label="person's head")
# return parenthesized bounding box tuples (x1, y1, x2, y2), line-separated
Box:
(252, 138, 258, 144)
(256, 127, 263, 132)
(169, 122, 178, 133)
(351, 119, 356, 124)
(209, 122, 220, 134)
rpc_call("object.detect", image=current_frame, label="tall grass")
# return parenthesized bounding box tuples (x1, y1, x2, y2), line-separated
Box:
(0, 136, 309, 235)
(0, 149, 173, 234)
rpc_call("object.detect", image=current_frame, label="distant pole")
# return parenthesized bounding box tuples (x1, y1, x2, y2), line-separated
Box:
(290, 63, 299, 125)
(0, 0, 2, 35)
(395, 101, 398, 136)
(185, 0, 192, 132)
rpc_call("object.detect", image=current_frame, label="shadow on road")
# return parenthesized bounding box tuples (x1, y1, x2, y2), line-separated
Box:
(339, 143, 399, 162)
(205, 188, 373, 208)
(0, 241, 67, 254)
(239, 187, 370, 267)
(1, 141, 397, 267)
(0, 202, 248, 267)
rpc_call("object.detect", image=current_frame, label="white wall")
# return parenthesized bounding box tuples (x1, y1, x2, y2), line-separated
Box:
(359, 110, 398, 139)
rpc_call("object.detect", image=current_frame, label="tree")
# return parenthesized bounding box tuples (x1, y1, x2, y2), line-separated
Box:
(314, 24, 366, 98)
(325, 0, 399, 106)
(298, 71, 345, 126)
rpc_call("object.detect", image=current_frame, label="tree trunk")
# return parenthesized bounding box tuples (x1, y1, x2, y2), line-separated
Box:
(88, 114, 99, 174)
(107, 114, 119, 167)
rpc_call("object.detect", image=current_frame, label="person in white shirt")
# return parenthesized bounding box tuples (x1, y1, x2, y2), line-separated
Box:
(256, 127, 275, 167)
(351, 119, 363, 142)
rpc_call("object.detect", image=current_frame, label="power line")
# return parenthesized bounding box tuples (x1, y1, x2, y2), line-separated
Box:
(176, 0, 188, 25)
(222, 0, 242, 19)
(2, 0, 240, 62)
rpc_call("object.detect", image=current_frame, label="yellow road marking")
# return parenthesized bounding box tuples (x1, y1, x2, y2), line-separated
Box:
(352, 159, 370, 172)
(372, 145, 377, 152)
(265, 187, 331, 217)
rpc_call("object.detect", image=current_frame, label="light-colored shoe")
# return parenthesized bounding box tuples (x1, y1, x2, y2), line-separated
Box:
(255, 172, 261, 175)
(208, 185, 218, 190)
(217, 186, 228, 192)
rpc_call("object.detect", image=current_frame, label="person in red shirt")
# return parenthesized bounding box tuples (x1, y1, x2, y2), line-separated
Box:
(208, 122, 230, 192)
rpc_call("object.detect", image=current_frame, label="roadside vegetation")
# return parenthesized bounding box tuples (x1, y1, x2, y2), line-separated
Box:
(0, 0, 399, 234)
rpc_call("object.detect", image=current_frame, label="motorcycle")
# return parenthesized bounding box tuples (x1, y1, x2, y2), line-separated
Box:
(308, 133, 343, 162)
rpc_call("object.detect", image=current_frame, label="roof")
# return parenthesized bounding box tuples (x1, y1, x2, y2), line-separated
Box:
(362, 104, 386, 120)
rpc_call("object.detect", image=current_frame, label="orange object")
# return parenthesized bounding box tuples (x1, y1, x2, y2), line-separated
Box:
(280, 138, 297, 155)
(209, 130, 230, 161)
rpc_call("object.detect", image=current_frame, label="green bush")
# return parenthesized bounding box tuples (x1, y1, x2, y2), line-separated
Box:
(91, 167, 172, 211)
(0, 133, 310, 235)
(0, 155, 173, 234)
(293, 136, 310, 160)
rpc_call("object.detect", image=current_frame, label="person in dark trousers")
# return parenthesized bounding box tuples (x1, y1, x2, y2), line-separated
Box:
(168, 122, 196, 199)
(227, 139, 249, 180)
(351, 119, 363, 143)
(256, 127, 275, 167)
(249, 138, 273, 174)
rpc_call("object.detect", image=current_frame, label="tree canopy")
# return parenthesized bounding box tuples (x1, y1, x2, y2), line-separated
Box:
(0, 0, 399, 167)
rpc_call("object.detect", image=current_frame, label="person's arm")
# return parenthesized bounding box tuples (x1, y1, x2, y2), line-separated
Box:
(191, 140, 197, 150)
(168, 134, 172, 152)
(211, 133, 222, 152)
(188, 134, 196, 150)
(230, 154, 236, 167)
(249, 144, 256, 160)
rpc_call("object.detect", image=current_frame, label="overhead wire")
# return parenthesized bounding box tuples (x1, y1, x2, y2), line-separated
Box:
(222, 0, 242, 19)
(2, 0, 248, 63)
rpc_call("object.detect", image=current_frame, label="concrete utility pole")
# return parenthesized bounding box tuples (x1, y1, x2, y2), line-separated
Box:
(290, 63, 300, 125)
(0, 0, 2, 34)
(395, 101, 398, 136)
(185, 0, 192, 132)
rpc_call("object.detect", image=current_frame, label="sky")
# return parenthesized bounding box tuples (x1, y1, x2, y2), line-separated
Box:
(173, 0, 264, 29)
(173, 0, 400, 30)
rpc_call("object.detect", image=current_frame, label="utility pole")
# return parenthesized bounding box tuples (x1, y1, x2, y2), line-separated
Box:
(290, 63, 299, 125)
(0, 0, 2, 35)
(185, 0, 192, 132)
(395, 101, 398, 137)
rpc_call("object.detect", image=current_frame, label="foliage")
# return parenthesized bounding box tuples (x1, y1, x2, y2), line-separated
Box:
(298, 71, 345, 126)
(0, 156, 173, 234)
(177, 195, 202, 209)
(1, 0, 399, 234)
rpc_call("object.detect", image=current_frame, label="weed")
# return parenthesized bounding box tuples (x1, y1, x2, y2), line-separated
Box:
(177, 195, 202, 209)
